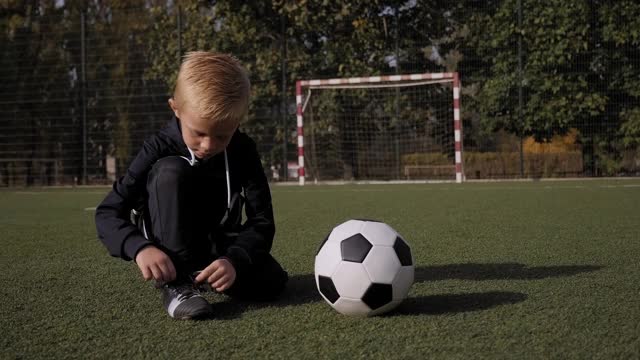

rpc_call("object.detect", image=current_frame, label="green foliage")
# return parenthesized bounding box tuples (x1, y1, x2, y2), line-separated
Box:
(402, 153, 451, 166)
(599, 1, 640, 153)
(2, 1, 638, 181)
(620, 108, 640, 147)
(466, 0, 607, 139)
(1, 2, 88, 183)
(401, 151, 585, 178)
(466, 151, 584, 178)
(600, 1, 640, 47)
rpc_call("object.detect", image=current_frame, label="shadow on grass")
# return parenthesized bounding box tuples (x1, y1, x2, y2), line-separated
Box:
(391, 291, 528, 316)
(210, 273, 320, 320)
(211, 262, 602, 318)
(415, 263, 603, 282)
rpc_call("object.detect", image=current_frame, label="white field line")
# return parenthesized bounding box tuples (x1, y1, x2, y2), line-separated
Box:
(58, 183, 638, 210)
(272, 184, 640, 193)
(13, 191, 107, 195)
(274, 177, 640, 186)
(74, 183, 638, 208)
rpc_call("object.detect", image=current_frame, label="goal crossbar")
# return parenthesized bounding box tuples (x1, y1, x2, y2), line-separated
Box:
(304, 79, 452, 90)
(295, 72, 463, 185)
(299, 73, 457, 87)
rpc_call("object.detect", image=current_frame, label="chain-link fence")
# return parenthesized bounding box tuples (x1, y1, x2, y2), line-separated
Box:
(2, 1, 638, 186)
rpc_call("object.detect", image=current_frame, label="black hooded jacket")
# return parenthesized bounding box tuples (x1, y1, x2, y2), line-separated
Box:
(94, 117, 274, 267)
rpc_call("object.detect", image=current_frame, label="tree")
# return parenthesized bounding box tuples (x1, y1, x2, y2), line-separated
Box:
(81, 1, 165, 177)
(466, 0, 606, 139)
(1, 0, 77, 185)
(599, 1, 640, 174)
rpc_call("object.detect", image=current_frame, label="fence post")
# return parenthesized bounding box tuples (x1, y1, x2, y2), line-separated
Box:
(177, 5, 182, 62)
(517, 0, 524, 178)
(281, 14, 288, 182)
(81, 9, 87, 185)
(394, 7, 401, 179)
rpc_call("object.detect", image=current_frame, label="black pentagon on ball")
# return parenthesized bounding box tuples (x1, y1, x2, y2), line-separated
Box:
(393, 236, 413, 266)
(340, 233, 372, 263)
(362, 283, 393, 310)
(353, 218, 382, 223)
(317, 275, 340, 304)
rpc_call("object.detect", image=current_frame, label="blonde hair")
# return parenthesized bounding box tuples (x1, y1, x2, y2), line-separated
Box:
(173, 51, 251, 126)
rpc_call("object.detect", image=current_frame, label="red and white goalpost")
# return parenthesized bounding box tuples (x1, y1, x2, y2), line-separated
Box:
(295, 72, 463, 185)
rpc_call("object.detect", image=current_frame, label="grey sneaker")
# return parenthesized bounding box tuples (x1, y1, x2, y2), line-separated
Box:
(162, 281, 212, 320)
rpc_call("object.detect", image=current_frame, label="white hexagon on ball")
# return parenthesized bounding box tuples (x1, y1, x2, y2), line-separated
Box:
(314, 240, 341, 277)
(315, 219, 414, 316)
(327, 219, 364, 244)
(359, 221, 398, 246)
(362, 246, 401, 284)
(332, 261, 371, 299)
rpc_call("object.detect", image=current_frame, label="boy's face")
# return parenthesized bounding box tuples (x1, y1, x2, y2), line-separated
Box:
(169, 99, 238, 160)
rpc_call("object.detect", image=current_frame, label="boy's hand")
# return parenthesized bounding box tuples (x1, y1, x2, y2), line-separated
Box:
(195, 258, 236, 292)
(135, 245, 177, 283)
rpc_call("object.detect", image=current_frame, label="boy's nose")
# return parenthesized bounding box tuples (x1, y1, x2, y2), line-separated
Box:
(200, 137, 212, 151)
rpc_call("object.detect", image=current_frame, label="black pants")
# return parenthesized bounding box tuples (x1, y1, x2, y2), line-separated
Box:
(144, 156, 288, 301)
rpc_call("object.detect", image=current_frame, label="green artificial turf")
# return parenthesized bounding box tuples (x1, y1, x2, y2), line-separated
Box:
(1, 180, 639, 359)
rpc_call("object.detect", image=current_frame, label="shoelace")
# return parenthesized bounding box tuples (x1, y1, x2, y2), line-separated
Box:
(190, 271, 213, 293)
(167, 282, 200, 301)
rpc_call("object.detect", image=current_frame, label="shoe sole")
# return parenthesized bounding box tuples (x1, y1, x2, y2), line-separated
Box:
(175, 307, 213, 320)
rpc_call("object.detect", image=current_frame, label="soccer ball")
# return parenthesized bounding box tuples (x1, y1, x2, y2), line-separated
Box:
(315, 219, 414, 316)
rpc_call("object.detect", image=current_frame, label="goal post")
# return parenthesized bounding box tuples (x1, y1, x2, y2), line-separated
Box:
(295, 72, 464, 185)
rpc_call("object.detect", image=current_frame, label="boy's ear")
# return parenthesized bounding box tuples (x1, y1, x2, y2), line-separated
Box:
(168, 98, 180, 118)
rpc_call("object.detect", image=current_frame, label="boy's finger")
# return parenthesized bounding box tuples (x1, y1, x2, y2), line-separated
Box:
(194, 267, 213, 283)
(195, 262, 219, 283)
(216, 275, 235, 292)
(207, 267, 225, 285)
(212, 275, 228, 289)
(150, 265, 163, 282)
(166, 262, 177, 282)
(158, 262, 175, 282)
(140, 266, 152, 281)
(207, 273, 222, 286)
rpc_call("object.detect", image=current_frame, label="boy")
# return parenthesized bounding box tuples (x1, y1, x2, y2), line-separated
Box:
(95, 52, 288, 320)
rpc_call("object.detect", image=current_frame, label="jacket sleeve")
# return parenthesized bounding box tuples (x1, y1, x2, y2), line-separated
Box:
(95, 138, 163, 261)
(225, 136, 275, 266)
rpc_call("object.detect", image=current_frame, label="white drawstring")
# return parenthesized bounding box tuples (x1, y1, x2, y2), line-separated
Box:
(224, 150, 231, 208)
(138, 147, 233, 239)
(181, 147, 198, 166)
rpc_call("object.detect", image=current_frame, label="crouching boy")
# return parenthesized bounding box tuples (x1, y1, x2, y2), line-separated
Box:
(95, 52, 288, 319)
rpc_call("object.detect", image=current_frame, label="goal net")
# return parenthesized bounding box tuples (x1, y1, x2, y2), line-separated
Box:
(295, 73, 463, 185)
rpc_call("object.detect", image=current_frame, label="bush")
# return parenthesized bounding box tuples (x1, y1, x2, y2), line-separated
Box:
(401, 151, 584, 179)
